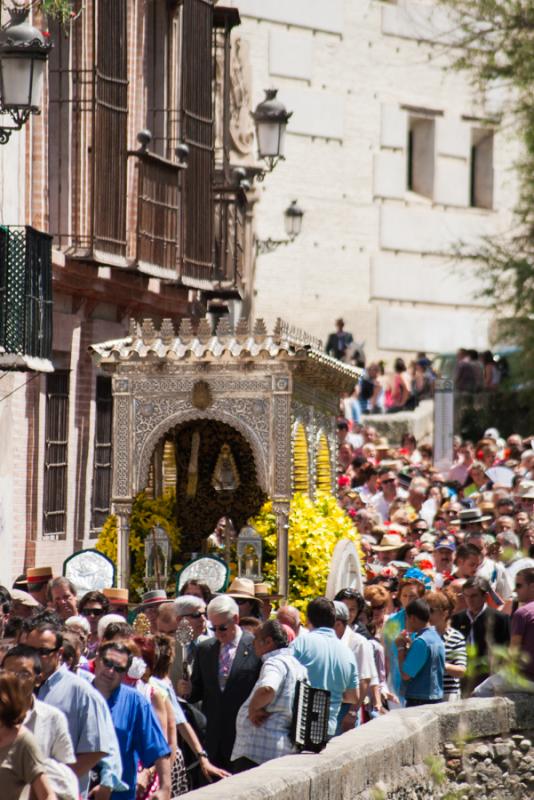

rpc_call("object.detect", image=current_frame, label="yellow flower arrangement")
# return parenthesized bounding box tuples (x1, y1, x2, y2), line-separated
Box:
(249, 491, 363, 616)
(96, 490, 181, 599)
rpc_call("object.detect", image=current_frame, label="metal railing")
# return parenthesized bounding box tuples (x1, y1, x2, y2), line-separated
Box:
(0, 226, 53, 363)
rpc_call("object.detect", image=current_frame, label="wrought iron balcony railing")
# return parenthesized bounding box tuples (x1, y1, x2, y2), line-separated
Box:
(0, 225, 53, 369)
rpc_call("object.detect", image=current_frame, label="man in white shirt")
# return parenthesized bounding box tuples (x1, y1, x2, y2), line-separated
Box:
(465, 532, 513, 601)
(370, 468, 405, 523)
(333, 602, 382, 729)
(2, 644, 79, 800)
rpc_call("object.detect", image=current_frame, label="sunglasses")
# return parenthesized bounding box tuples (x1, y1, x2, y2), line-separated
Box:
(101, 656, 128, 674)
(209, 624, 230, 633)
(35, 647, 59, 657)
(185, 612, 206, 619)
(381, 478, 395, 484)
(81, 608, 104, 618)
(412, 528, 428, 534)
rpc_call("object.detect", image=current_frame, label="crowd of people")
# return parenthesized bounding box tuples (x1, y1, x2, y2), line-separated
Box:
(2, 424, 534, 798)
(327, 318, 508, 418)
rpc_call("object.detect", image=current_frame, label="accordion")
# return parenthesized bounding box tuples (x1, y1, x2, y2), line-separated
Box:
(290, 680, 330, 753)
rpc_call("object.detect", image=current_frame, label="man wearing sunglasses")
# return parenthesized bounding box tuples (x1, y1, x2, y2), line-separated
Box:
(184, 595, 261, 771)
(23, 621, 120, 799)
(93, 642, 172, 800)
(79, 591, 110, 658)
(158, 595, 209, 694)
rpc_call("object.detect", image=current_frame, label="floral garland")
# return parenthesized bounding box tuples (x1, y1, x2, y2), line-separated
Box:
(249, 491, 363, 616)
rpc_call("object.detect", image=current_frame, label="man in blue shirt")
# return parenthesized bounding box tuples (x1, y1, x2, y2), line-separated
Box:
(92, 642, 171, 800)
(292, 597, 358, 737)
(396, 598, 445, 707)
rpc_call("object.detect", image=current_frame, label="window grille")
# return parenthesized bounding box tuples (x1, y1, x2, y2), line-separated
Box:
(0, 226, 53, 364)
(43, 370, 70, 537)
(91, 375, 113, 534)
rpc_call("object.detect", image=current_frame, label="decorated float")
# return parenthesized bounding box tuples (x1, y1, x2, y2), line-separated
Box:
(89, 316, 362, 601)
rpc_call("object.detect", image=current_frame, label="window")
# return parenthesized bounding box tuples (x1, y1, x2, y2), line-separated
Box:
(91, 375, 113, 534)
(470, 129, 494, 209)
(407, 116, 435, 198)
(145, 0, 182, 159)
(93, 0, 128, 259)
(43, 371, 70, 537)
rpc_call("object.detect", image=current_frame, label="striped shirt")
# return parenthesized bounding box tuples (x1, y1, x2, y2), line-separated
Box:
(442, 626, 467, 694)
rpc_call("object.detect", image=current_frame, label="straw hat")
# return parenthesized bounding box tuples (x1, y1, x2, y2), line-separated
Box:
(371, 533, 404, 552)
(226, 577, 258, 601)
(26, 566, 53, 585)
(451, 508, 492, 526)
(103, 587, 129, 606)
(254, 582, 283, 600)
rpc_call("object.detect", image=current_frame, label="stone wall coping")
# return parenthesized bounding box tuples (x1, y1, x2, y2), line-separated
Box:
(184, 696, 531, 799)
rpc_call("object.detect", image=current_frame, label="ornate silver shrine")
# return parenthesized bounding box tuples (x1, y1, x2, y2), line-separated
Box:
(90, 316, 360, 596)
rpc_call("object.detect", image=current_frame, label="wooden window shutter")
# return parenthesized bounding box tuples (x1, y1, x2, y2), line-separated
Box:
(91, 375, 113, 533)
(180, 0, 214, 285)
(93, 0, 128, 262)
(43, 370, 70, 537)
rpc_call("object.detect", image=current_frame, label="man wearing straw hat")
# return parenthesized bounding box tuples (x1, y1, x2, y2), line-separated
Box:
(26, 566, 53, 607)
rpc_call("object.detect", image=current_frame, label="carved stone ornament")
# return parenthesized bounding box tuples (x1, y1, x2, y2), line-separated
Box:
(229, 37, 255, 157)
(192, 380, 213, 410)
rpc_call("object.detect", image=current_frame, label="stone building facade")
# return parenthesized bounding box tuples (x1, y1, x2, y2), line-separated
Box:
(0, 0, 254, 584)
(227, 0, 519, 361)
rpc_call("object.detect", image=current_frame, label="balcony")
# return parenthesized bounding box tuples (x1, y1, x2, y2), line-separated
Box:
(0, 226, 53, 371)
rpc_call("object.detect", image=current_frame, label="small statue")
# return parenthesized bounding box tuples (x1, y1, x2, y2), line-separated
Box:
(211, 443, 240, 492)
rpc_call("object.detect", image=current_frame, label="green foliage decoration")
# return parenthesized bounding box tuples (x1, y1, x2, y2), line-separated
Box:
(96, 490, 181, 600)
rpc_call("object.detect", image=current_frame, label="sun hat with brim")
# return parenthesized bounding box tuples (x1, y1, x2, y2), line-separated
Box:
(451, 508, 492, 526)
(371, 533, 404, 552)
(254, 582, 283, 600)
(376, 438, 390, 451)
(10, 589, 40, 607)
(226, 577, 260, 601)
(518, 481, 534, 500)
(420, 532, 437, 545)
(103, 587, 129, 606)
(137, 589, 170, 608)
(26, 566, 53, 585)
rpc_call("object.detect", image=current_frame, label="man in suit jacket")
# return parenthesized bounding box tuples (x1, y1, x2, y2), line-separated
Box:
(452, 576, 510, 693)
(325, 318, 353, 361)
(185, 594, 261, 771)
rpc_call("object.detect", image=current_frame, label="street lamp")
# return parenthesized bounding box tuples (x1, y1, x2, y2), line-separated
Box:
(0, 7, 52, 145)
(284, 200, 304, 238)
(252, 88, 292, 172)
(256, 200, 305, 256)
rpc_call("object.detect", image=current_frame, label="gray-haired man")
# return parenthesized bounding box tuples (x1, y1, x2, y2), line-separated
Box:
(181, 595, 262, 770)
(156, 594, 208, 694)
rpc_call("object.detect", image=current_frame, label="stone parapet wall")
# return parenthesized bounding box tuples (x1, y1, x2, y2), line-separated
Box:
(185, 696, 534, 799)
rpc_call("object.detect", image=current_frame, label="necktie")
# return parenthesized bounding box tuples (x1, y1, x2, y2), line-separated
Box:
(218, 643, 232, 690)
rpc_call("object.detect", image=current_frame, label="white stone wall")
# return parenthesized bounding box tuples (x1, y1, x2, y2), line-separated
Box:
(229, 0, 519, 360)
